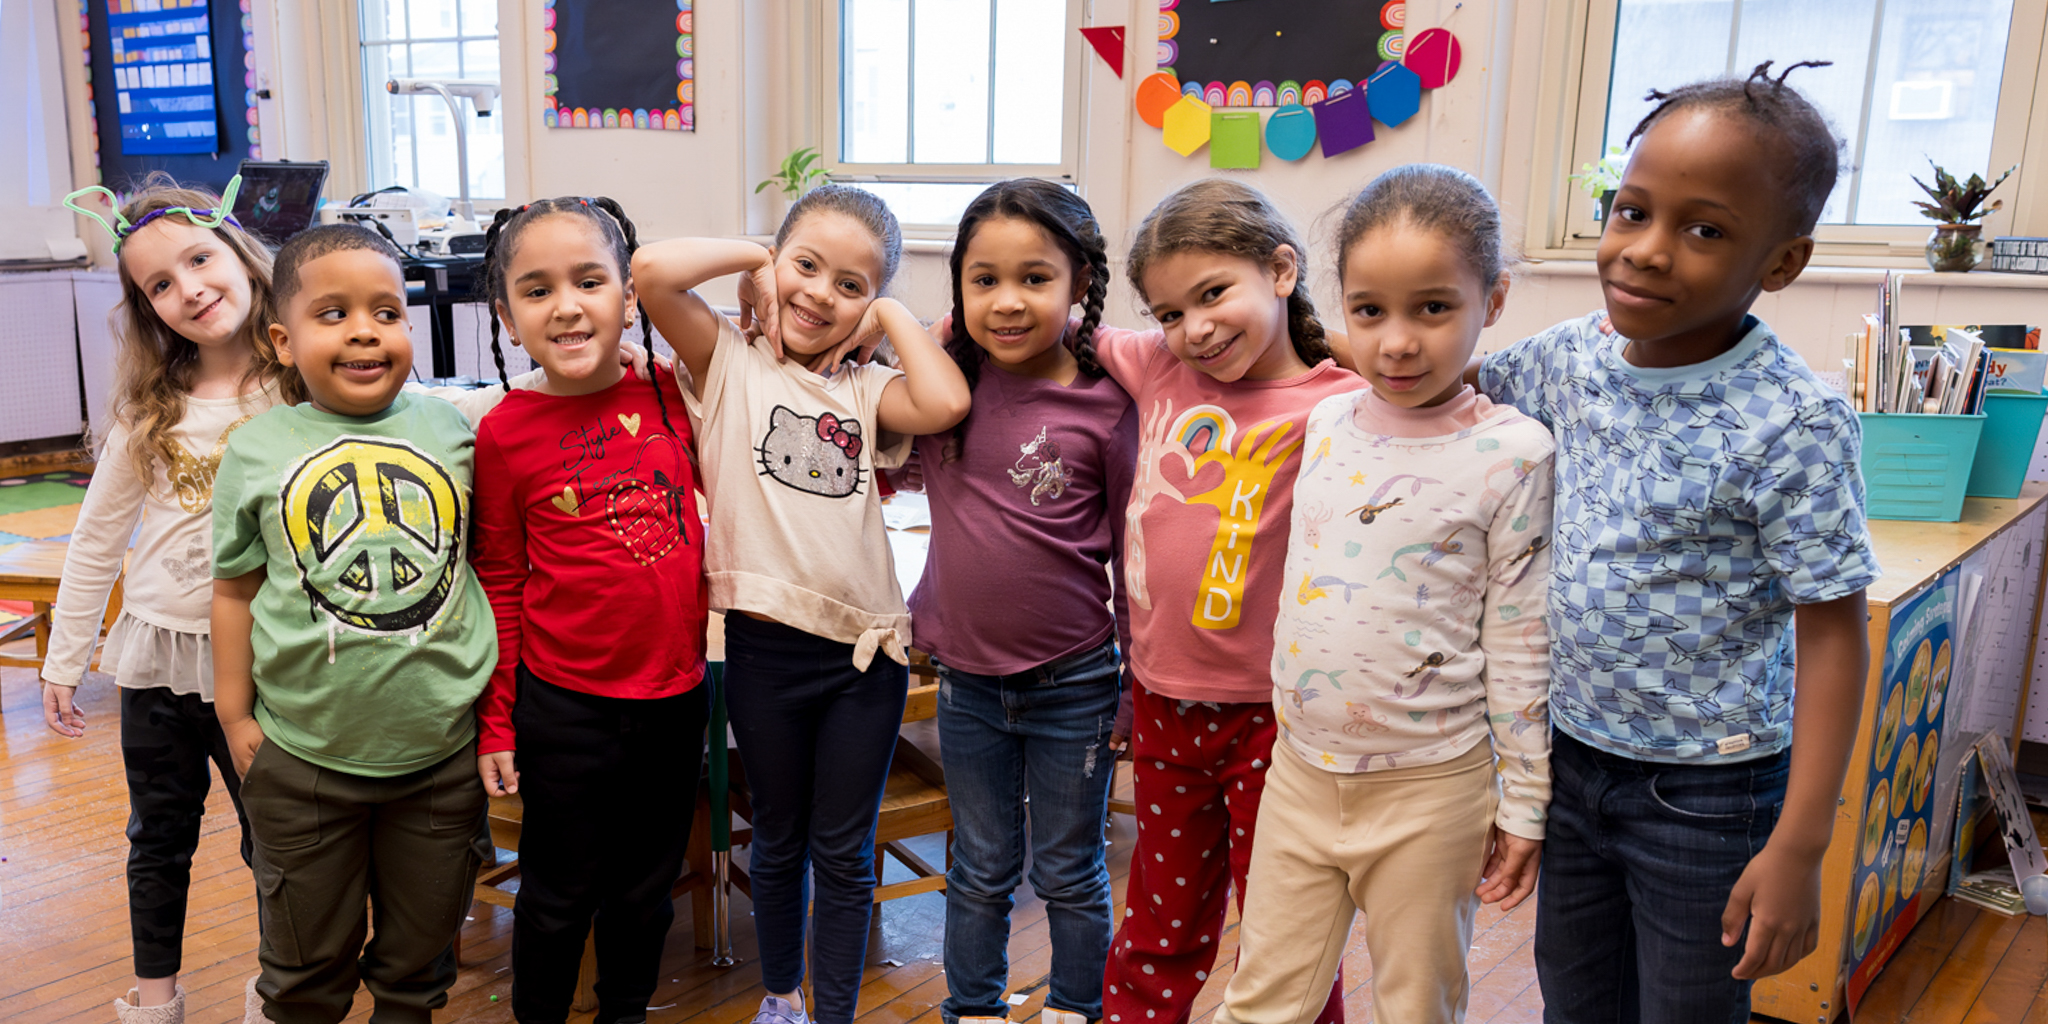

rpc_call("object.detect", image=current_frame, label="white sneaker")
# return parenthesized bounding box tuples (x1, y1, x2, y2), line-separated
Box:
(753, 995, 811, 1024)
(1042, 1010, 1090, 1024)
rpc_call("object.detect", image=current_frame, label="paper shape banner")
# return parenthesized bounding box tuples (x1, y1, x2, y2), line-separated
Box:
(1163, 95, 1214, 156)
(1211, 110, 1261, 169)
(1081, 26, 1125, 78)
(1265, 104, 1316, 161)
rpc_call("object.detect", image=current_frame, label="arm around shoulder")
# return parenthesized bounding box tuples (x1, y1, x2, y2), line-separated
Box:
(873, 299, 970, 436)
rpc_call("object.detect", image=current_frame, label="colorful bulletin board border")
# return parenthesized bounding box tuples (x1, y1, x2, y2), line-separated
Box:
(542, 0, 694, 132)
(1157, 0, 1406, 108)
(1845, 567, 1957, 1013)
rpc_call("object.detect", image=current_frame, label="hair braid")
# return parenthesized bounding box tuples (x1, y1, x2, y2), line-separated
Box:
(479, 206, 518, 386)
(591, 196, 677, 444)
(1072, 228, 1110, 379)
(1284, 275, 1331, 366)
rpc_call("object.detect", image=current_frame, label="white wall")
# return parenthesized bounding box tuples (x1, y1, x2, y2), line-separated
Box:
(76, 0, 2048, 364)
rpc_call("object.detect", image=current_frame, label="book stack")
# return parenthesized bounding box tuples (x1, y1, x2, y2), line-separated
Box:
(1843, 275, 2036, 416)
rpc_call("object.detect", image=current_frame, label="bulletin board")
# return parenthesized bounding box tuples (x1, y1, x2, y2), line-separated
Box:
(1843, 567, 1956, 1012)
(542, 0, 695, 131)
(1158, 0, 1406, 105)
(79, 0, 260, 192)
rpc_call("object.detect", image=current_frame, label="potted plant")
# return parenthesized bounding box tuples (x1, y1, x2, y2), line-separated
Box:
(1571, 145, 1627, 222)
(756, 146, 828, 199)
(1913, 159, 2015, 272)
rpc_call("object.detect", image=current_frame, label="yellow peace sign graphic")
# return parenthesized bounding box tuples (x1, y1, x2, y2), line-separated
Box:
(280, 438, 464, 634)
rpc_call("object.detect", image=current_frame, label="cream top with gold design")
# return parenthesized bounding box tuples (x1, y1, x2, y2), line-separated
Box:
(41, 376, 538, 690)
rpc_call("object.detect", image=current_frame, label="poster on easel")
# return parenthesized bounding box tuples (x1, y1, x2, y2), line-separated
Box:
(1844, 566, 1957, 1013)
(543, 0, 695, 131)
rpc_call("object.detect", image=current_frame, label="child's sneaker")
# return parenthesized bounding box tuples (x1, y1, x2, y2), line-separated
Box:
(112, 987, 185, 1024)
(1041, 1011, 1089, 1024)
(753, 995, 810, 1024)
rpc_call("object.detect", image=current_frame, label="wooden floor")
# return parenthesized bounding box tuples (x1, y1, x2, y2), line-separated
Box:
(0, 662, 2042, 1024)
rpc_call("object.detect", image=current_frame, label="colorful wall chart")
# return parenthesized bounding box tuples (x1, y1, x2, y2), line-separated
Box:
(543, 0, 695, 132)
(1845, 567, 1957, 1012)
(1137, 1, 1456, 166)
(79, 0, 259, 191)
(102, 0, 219, 155)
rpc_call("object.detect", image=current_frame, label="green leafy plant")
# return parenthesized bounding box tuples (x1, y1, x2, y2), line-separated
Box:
(756, 147, 827, 198)
(1912, 159, 2015, 224)
(1570, 145, 1627, 198)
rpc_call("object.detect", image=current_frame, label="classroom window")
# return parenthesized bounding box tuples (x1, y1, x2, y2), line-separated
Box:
(1546, 0, 2045, 256)
(1602, 0, 2016, 226)
(828, 0, 1083, 229)
(359, 0, 504, 200)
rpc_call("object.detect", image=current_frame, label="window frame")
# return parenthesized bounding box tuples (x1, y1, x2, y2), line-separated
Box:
(1531, 0, 2048, 265)
(816, 0, 1088, 232)
(357, 0, 506, 203)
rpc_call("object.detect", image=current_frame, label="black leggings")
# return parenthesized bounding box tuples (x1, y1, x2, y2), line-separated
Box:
(121, 686, 253, 979)
(510, 665, 709, 1024)
(723, 615, 909, 1024)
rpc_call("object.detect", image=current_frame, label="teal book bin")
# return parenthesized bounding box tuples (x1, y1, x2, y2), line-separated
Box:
(1964, 391, 2048, 499)
(1857, 413, 1985, 521)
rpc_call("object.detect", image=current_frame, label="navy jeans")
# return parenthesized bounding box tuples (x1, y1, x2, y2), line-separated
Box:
(1534, 729, 1789, 1024)
(934, 640, 1120, 1024)
(723, 614, 909, 1024)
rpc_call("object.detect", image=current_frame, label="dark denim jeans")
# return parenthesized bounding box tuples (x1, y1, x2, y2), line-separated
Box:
(934, 640, 1120, 1024)
(1534, 729, 1789, 1024)
(723, 613, 909, 1024)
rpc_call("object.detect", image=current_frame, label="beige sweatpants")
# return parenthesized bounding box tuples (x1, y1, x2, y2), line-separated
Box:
(1219, 741, 1499, 1024)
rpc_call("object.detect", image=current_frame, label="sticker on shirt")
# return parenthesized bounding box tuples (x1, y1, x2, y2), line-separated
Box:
(1126, 400, 1300, 630)
(758, 405, 865, 498)
(1008, 426, 1071, 506)
(279, 437, 465, 644)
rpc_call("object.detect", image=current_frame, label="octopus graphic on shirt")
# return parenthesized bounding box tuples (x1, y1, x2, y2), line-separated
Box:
(1127, 399, 1301, 630)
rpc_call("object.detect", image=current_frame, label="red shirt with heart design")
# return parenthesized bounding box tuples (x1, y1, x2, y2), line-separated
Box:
(471, 367, 709, 754)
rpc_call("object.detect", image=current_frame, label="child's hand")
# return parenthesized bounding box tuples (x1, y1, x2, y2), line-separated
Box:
(478, 751, 520, 796)
(42, 682, 85, 737)
(1723, 839, 1823, 979)
(736, 253, 783, 359)
(1475, 827, 1541, 911)
(225, 717, 266, 779)
(618, 339, 671, 380)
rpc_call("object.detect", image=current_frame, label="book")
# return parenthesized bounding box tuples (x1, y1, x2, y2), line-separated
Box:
(1982, 348, 2048, 395)
(1906, 324, 2033, 350)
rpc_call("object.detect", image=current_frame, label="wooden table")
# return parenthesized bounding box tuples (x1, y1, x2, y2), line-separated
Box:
(1754, 484, 2048, 1022)
(0, 540, 122, 672)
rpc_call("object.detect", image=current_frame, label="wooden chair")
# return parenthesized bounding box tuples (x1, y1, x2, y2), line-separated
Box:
(869, 658, 953, 902)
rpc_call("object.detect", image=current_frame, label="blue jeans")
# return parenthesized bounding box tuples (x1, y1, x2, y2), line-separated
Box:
(1534, 729, 1788, 1024)
(935, 640, 1120, 1024)
(724, 614, 909, 1024)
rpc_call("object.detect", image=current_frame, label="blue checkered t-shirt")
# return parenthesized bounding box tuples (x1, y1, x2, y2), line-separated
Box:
(1479, 311, 1880, 764)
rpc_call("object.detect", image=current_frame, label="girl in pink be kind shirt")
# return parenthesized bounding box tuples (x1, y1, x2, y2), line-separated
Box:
(1097, 179, 1360, 1024)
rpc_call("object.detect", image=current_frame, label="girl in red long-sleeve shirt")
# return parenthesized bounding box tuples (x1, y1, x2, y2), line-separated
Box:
(468, 196, 709, 1024)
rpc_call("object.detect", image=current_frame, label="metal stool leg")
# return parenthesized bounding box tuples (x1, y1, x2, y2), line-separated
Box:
(708, 662, 736, 967)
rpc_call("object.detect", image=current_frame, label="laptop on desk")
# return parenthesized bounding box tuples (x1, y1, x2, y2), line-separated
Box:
(233, 160, 330, 248)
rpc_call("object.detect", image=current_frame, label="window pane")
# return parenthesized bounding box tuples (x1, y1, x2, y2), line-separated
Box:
(1855, 0, 2013, 224)
(458, 0, 496, 37)
(990, 0, 1064, 164)
(843, 0, 910, 163)
(1604, 0, 2016, 226)
(864, 181, 1001, 226)
(360, 0, 404, 44)
(410, 0, 457, 39)
(911, 0, 991, 163)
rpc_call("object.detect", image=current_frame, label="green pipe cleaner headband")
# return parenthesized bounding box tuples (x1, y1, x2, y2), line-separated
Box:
(63, 175, 244, 252)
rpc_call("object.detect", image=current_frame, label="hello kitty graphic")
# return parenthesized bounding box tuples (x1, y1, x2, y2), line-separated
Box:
(757, 405, 866, 498)
(1008, 426, 1071, 506)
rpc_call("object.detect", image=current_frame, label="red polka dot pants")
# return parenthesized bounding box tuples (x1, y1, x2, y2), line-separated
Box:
(1103, 682, 1345, 1024)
